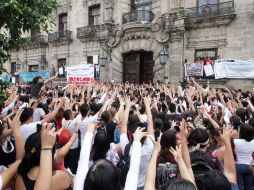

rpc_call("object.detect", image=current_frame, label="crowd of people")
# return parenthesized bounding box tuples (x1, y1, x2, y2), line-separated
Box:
(0, 74, 254, 190)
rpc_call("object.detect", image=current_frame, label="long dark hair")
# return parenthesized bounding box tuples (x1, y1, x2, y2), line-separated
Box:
(90, 131, 110, 162)
(159, 130, 177, 162)
(83, 159, 122, 190)
(18, 132, 55, 175)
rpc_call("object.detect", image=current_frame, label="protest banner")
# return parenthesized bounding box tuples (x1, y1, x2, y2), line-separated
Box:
(19, 71, 50, 83)
(184, 63, 203, 77)
(204, 64, 214, 76)
(67, 64, 94, 84)
(214, 59, 254, 79)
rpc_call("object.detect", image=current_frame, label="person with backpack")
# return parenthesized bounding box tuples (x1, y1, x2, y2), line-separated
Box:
(156, 130, 178, 189)
(188, 128, 222, 187)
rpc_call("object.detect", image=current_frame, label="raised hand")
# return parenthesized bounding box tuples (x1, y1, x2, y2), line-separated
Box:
(7, 109, 23, 133)
(169, 145, 183, 163)
(41, 123, 57, 148)
(133, 127, 147, 142)
(143, 96, 152, 107)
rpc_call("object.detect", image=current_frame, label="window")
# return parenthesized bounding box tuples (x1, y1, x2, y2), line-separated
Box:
(87, 56, 93, 64)
(11, 62, 16, 74)
(28, 65, 39, 72)
(198, 0, 218, 6)
(59, 14, 68, 31)
(58, 58, 66, 68)
(89, 5, 100, 25)
(195, 48, 217, 65)
(58, 58, 67, 78)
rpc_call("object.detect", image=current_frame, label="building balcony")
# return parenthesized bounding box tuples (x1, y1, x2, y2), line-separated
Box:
(48, 30, 72, 43)
(77, 25, 101, 39)
(122, 10, 154, 25)
(185, 1, 236, 29)
(27, 35, 48, 45)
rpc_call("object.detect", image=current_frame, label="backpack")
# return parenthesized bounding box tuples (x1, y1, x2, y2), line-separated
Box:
(190, 150, 222, 182)
(116, 143, 132, 187)
(156, 162, 178, 190)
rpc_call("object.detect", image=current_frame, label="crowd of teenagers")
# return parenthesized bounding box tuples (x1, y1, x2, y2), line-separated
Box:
(1, 74, 254, 190)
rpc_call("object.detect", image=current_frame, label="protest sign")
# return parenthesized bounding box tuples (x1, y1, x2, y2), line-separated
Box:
(184, 63, 203, 76)
(0, 75, 11, 83)
(214, 59, 254, 79)
(204, 64, 214, 76)
(19, 71, 50, 82)
(67, 64, 94, 84)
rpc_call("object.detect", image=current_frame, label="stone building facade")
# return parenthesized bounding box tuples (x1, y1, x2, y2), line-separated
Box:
(5, 0, 254, 87)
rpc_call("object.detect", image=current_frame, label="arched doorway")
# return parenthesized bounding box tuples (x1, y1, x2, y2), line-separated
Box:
(123, 51, 154, 84)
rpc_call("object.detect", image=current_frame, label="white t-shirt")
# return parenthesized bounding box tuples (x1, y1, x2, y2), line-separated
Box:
(129, 135, 154, 187)
(77, 115, 98, 144)
(139, 114, 147, 123)
(0, 175, 2, 190)
(33, 108, 45, 122)
(62, 118, 79, 149)
(234, 139, 254, 165)
(20, 121, 41, 141)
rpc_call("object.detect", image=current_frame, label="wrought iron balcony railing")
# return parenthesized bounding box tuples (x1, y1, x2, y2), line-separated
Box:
(27, 35, 48, 45)
(122, 10, 154, 24)
(48, 30, 72, 42)
(186, 1, 234, 20)
(77, 25, 101, 39)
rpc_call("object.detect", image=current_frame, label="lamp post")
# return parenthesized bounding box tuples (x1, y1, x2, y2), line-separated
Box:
(159, 51, 169, 66)
(98, 53, 108, 67)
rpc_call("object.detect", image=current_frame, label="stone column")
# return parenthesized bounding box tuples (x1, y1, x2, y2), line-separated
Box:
(167, 37, 184, 84)
(104, 0, 114, 23)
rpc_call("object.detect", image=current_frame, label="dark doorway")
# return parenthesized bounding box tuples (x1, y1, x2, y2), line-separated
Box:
(123, 51, 154, 84)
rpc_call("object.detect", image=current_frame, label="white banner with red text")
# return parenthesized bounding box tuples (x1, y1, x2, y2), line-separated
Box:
(66, 64, 94, 84)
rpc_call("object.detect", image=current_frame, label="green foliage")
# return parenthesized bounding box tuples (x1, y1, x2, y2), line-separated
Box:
(0, 0, 57, 70)
(0, 80, 9, 103)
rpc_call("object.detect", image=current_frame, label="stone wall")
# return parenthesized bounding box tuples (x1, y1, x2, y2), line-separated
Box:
(3, 0, 254, 88)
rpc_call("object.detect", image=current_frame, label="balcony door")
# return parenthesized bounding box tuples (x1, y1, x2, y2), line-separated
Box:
(59, 14, 68, 31)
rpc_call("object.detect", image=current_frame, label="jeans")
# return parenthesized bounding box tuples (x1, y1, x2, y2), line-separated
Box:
(236, 164, 254, 190)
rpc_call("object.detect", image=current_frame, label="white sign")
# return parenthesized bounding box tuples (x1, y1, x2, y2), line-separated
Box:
(185, 63, 203, 76)
(93, 55, 98, 65)
(204, 64, 214, 76)
(59, 67, 64, 75)
(214, 59, 254, 79)
(11, 77, 16, 83)
(67, 64, 94, 84)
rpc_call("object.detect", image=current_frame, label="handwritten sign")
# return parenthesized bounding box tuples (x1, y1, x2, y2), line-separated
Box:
(19, 71, 50, 83)
(67, 64, 94, 84)
(185, 63, 203, 76)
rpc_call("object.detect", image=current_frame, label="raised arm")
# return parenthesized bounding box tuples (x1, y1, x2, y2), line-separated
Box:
(124, 127, 147, 190)
(44, 72, 58, 84)
(7, 109, 25, 159)
(170, 145, 196, 186)
(74, 124, 98, 190)
(144, 140, 160, 190)
(144, 96, 154, 135)
(220, 127, 237, 184)
(34, 123, 57, 190)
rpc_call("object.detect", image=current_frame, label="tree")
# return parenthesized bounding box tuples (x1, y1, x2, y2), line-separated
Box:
(0, 0, 57, 72)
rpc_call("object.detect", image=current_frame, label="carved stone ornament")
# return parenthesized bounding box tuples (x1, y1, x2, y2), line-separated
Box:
(105, 0, 114, 8)
(151, 23, 161, 32)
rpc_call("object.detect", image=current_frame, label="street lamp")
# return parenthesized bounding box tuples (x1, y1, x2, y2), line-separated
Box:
(159, 51, 169, 66)
(99, 53, 108, 67)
